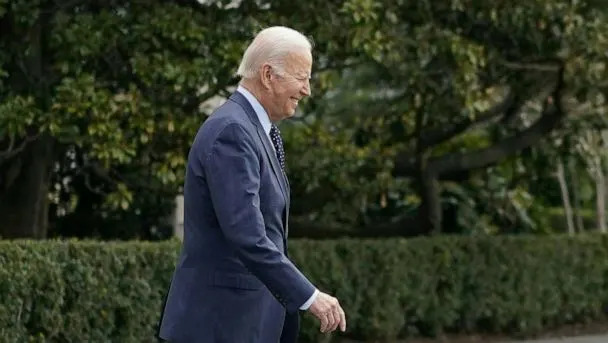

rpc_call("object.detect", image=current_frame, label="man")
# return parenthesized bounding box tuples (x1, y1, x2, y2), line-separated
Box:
(158, 26, 347, 343)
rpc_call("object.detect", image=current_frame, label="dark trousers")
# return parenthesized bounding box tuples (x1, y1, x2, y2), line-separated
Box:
(280, 311, 300, 343)
(157, 290, 301, 343)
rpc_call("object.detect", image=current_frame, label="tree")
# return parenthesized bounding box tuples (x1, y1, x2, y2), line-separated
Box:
(287, 0, 608, 234)
(0, 1, 253, 238)
(1, 0, 606, 238)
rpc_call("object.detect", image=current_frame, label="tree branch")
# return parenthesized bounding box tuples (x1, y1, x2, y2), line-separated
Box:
(419, 89, 516, 148)
(0, 133, 41, 165)
(429, 63, 566, 175)
(394, 89, 520, 177)
(1, 137, 15, 157)
(84, 171, 106, 195)
(499, 59, 563, 72)
(393, 63, 566, 178)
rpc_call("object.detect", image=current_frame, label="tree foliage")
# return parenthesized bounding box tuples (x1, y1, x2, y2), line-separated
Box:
(0, 0, 606, 238)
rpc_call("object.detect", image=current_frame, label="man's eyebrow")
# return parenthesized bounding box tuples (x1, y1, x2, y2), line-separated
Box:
(296, 71, 312, 79)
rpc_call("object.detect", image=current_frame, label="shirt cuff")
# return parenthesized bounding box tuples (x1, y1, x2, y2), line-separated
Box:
(299, 289, 319, 310)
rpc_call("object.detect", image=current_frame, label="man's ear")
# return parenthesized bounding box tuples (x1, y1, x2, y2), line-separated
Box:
(260, 64, 273, 90)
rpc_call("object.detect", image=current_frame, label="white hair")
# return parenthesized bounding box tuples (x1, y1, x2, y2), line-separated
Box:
(237, 26, 312, 80)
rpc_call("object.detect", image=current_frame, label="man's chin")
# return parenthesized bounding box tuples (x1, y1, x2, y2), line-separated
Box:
(283, 109, 297, 119)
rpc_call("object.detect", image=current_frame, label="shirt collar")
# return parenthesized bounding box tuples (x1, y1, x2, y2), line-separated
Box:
(237, 85, 272, 135)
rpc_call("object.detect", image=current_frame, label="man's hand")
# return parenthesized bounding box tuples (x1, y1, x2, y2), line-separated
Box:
(307, 291, 346, 333)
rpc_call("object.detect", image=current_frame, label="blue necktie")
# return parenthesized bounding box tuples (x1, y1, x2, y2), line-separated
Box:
(270, 124, 285, 171)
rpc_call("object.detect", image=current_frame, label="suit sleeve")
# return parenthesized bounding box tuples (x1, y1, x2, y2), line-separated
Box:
(204, 122, 315, 313)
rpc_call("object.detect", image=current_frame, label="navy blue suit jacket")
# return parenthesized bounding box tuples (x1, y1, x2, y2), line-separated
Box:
(158, 92, 316, 343)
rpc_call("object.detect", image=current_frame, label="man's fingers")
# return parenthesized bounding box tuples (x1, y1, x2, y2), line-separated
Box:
(329, 305, 340, 331)
(318, 313, 327, 332)
(329, 300, 342, 332)
(329, 301, 342, 332)
(311, 293, 346, 333)
(326, 312, 335, 333)
(339, 307, 347, 332)
(326, 311, 336, 333)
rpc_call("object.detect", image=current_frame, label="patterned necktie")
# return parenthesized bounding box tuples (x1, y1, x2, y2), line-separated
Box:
(269, 124, 285, 171)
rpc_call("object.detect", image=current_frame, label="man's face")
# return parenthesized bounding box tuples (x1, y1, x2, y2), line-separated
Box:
(266, 50, 312, 121)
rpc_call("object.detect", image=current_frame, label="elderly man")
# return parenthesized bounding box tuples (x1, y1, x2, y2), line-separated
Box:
(158, 26, 346, 343)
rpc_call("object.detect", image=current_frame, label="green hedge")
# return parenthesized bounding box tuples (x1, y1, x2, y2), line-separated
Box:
(2, 235, 608, 342)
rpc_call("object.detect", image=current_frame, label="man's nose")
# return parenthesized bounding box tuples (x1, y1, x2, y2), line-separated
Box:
(301, 79, 311, 97)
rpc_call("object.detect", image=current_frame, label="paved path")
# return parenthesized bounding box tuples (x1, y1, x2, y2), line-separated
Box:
(505, 334, 608, 343)
(338, 333, 608, 342)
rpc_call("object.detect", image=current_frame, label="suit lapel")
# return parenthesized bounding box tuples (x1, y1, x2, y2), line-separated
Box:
(254, 125, 290, 203)
(229, 92, 290, 230)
